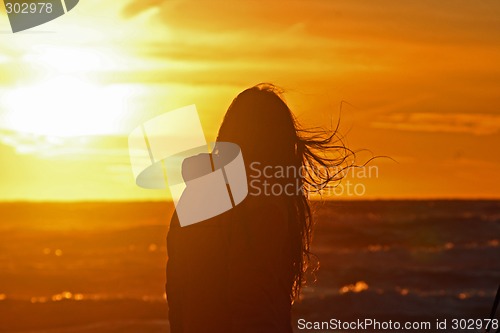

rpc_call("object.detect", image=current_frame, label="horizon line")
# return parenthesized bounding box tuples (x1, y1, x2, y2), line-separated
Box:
(1, 197, 500, 203)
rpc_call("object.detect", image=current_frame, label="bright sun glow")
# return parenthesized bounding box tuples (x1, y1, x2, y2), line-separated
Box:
(1, 75, 140, 137)
(22, 45, 123, 74)
(0, 44, 145, 137)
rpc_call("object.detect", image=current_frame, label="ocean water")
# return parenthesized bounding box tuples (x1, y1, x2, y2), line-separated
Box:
(294, 200, 500, 332)
(0, 200, 499, 332)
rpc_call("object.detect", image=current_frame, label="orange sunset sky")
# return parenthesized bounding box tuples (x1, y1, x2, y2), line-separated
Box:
(0, 0, 499, 200)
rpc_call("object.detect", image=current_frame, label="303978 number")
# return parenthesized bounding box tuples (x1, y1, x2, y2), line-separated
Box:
(5, 2, 53, 14)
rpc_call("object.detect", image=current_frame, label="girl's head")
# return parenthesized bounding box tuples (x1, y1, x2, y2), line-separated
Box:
(217, 84, 297, 166)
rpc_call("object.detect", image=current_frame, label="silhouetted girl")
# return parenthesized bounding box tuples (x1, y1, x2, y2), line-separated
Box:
(166, 84, 351, 333)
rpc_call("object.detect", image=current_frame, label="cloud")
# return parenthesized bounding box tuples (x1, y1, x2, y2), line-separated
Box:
(122, 0, 165, 18)
(371, 112, 500, 136)
(0, 129, 129, 160)
(122, 0, 500, 46)
(112, 0, 500, 92)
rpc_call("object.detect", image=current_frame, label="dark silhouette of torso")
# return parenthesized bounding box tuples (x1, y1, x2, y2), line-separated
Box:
(166, 195, 294, 333)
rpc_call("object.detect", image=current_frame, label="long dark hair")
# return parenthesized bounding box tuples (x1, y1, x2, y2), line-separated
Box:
(216, 83, 356, 302)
